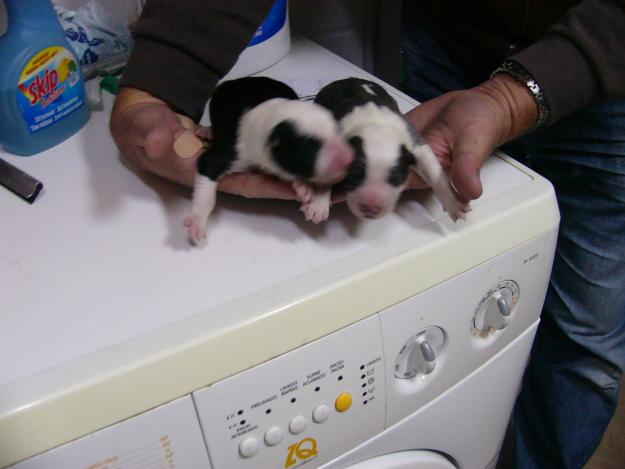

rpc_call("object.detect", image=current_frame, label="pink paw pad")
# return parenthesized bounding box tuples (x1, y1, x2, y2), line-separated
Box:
(292, 181, 313, 203)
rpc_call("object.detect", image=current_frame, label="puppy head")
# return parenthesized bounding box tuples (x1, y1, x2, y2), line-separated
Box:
(339, 131, 416, 219)
(267, 101, 354, 184)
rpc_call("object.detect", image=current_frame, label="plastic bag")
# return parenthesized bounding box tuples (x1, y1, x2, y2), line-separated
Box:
(54, 0, 133, 69)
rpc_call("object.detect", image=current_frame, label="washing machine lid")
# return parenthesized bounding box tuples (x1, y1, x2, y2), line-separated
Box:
(344, 451, 456, 468)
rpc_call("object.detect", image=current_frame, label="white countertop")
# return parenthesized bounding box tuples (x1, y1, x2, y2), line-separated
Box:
(0, 38, 557, 467)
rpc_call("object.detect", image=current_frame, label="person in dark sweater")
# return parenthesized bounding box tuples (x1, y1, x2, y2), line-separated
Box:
(401, 2, 625, 468)
(109, 1, 625, 468)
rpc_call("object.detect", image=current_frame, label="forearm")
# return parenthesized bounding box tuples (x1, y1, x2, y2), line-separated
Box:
(509, 0, 625, 124)
(120, 0, 275, 121)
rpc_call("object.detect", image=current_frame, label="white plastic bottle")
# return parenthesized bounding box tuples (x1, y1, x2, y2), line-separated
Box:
(225, 0, 291, 79)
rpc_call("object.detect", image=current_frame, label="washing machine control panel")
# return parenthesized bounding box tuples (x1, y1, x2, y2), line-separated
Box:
(192, 315, 386, 469)
(379, 234, 553, 427)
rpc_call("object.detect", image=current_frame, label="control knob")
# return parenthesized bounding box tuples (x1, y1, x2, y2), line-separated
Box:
(472, 280, 519, 336)
(394, 326, 446, 379)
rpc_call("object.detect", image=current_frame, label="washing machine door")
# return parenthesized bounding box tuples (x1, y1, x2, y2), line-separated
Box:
(343, 451, 457, 468)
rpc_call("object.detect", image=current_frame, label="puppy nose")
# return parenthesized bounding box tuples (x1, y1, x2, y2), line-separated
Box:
(359, 203, 382, 218)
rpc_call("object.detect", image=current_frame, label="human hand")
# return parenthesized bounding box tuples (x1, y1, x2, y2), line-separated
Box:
(405, 74, 538, 200)
(109, 87, 297, 199)
(110, 87, 201, 187)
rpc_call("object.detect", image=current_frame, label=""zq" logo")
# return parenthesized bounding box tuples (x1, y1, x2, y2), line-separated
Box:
(284, 437, 318, 468)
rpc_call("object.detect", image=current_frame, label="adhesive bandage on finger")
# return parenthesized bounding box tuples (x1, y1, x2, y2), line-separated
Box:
(174, 130, 205, 159)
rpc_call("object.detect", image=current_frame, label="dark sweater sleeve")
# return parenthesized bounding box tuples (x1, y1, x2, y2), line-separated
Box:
(509, 0, 625, 124)
(120, 0, 275, 122)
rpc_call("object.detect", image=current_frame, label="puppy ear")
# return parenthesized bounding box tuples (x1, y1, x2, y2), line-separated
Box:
(409, 143, 444, 188)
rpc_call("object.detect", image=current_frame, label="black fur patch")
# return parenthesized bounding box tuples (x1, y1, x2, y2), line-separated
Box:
(314, 78, 400, 121)
(197, 143, 237, 181)
(209, 77, 298, 142)
(198, 77, 300, 180)
(387, 145, 416, 187)
(334, 136, 367, 192)
(267, 120, 320, 178)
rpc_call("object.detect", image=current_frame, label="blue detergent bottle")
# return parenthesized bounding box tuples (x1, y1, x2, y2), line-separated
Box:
(0, 0, 90, 156)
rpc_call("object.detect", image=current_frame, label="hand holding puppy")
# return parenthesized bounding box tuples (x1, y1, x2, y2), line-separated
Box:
(404, 74, 538, 201)
(109, 87, 297, 199)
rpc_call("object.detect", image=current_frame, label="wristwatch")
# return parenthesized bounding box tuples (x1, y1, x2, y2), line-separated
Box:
(491, 60, 550, 129)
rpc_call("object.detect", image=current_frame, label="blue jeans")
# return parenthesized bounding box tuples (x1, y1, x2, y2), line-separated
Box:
(403, 19, 625, 469)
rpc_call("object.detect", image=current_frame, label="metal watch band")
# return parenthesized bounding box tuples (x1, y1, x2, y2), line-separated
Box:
(491, 60, 550, 130)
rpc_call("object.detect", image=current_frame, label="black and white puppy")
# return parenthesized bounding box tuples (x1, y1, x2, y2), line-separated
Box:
(185, 77, 355, 244)
(314, 77, 470, 220)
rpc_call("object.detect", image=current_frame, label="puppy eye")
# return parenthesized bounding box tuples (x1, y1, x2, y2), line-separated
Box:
(387, 165, 409, 187)
(387, 146, 414, 187)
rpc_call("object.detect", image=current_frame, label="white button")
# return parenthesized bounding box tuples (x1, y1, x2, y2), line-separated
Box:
(312, 404, 331, 423)
(264, 426, 284, 446)
(289, 415, 308, 434)
(239, 436, 260, 458)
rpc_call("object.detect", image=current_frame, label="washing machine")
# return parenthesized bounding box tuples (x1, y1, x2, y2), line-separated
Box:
(0, 39, 559, 469)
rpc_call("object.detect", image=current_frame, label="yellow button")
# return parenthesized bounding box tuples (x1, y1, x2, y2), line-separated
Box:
(335, 392, 353, 412)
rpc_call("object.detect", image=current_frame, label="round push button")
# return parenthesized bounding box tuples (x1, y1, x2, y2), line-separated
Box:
(335, 392, 353, 412)
(312, 404, 331, 423)
(239, 436, 260, 458)
(264, 426, 284, 446)
(289, 415, 308, 434)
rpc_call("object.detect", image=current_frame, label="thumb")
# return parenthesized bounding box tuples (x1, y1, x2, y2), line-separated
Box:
(451, 139, 494, 201)
(121, 104, 185, 158)
(144, 122, 178, 161)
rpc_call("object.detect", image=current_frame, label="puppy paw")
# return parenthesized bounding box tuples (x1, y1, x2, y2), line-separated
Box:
(184, 212, 207, 245)
(292, 180, 313, 204)
(300, 200, 330, 224)
(441, 196, 471, 221)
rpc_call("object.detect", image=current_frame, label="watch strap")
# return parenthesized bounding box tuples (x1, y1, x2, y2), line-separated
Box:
(491, 60, 550, 129)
